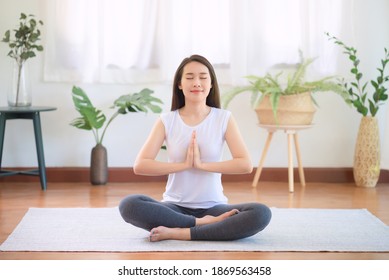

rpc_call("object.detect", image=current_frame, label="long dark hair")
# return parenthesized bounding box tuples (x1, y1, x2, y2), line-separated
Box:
(171, 54, 221, 111)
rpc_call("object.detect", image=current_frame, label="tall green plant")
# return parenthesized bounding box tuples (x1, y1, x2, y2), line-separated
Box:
(1, 13, 44, 105)
(70, 86, 163, 144)
(326, 33, 389, 117)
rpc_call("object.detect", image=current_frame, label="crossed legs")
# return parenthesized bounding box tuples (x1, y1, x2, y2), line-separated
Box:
(119, 194, 271, 242)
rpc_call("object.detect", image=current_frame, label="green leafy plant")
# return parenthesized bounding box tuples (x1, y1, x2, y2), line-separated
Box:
(326, 33, 389, 117)
(222, 51, 348, 120)
(1, 13, 44, 105)
(70, 86, 163, 145)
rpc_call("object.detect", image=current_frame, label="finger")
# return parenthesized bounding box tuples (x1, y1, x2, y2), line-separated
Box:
(186, 138, 194, 167)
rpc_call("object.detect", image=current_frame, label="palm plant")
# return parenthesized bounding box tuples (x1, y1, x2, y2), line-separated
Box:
(222, 51, 348, 121)
(70, 86, 163, 144)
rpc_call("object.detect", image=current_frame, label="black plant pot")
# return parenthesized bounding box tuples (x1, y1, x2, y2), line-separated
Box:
(90, 144, 108, 185)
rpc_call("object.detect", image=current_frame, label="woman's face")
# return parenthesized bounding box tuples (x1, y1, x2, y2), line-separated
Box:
(179, 61, 212, 105)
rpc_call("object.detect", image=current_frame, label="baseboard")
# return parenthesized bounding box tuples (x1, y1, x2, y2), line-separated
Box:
(1, 167, 388, 184)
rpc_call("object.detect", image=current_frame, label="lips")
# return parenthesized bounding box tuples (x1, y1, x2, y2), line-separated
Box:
(191, 90, 202, 94)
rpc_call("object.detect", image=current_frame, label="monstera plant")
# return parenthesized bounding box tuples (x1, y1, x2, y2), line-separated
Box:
(70, 86, 163, 185)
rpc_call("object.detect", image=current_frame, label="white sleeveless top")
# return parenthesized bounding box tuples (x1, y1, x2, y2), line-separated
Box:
(160, 107, 231, 208)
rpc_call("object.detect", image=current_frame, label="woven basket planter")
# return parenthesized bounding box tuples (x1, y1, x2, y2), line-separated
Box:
(255, 92, 316, 125)
(353, 116, 380, 188)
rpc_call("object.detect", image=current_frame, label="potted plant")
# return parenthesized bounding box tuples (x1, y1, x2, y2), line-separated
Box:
(326, 33, 389, 188)
(1, 13, 44, 107)
(70, 86, 163, 185)
(222, 51, 348, 125)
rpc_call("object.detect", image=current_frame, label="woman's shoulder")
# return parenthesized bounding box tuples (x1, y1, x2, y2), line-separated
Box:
(160, 110, 178, 126)
(209, 108, 232, 133)
(211, 107, 231, 119)
(161, 110, 177, 119)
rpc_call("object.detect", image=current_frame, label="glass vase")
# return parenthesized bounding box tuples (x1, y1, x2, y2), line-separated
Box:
(8, 61, 31, 107)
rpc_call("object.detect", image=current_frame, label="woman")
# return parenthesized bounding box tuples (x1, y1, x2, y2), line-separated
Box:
(119, 55, 271, 242)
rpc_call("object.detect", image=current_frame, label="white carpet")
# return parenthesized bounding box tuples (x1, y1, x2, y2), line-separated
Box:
(1, 207, 389, 252)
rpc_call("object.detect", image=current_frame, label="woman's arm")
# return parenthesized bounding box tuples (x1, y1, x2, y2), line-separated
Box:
(193, 115, 253, 174)
(133, 118, 193, 176)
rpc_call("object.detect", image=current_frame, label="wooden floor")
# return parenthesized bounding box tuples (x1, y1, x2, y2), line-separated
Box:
(0, 180, 388, 260)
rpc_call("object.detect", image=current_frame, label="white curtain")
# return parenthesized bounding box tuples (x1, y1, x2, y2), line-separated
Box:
(43, 0, 350, 85)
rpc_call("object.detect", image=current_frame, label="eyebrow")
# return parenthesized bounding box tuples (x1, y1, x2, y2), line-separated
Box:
(184, 72, 209, 76)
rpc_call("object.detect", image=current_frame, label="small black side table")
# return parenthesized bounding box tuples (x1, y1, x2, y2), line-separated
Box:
(0, 106, 57, 191)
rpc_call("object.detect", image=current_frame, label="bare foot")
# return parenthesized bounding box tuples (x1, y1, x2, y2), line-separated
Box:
(148, 209, 239, 242)
(196, 209, 239, 226)
(149, 226, 190, 242)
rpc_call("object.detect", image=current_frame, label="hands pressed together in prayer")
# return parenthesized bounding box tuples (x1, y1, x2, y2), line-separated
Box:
(185, 130, 203, 170)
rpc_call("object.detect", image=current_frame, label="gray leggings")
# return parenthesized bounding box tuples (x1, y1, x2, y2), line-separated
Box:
(119, 194, 272, 241)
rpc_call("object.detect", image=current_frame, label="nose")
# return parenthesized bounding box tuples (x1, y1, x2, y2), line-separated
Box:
(193, 78, 201, 87)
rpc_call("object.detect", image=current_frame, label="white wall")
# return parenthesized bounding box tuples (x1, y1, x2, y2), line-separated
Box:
(0, 0, 388, 170)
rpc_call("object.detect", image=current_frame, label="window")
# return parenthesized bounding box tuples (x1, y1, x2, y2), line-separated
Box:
(43, 0, 347, 84)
